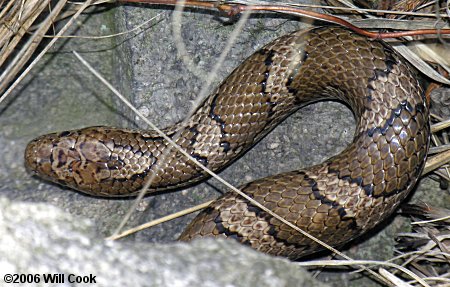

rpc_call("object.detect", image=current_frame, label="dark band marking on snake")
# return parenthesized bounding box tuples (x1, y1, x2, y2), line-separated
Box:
(24, 27, 430, 260)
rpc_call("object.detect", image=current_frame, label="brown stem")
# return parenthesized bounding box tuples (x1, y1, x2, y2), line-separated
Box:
(118, 0, 450, 39)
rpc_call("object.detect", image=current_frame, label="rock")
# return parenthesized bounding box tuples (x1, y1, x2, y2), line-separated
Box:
(0, 197, 327, 287)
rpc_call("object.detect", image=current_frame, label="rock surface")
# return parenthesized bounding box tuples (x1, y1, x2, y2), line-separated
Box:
(0, 197, 328, 287)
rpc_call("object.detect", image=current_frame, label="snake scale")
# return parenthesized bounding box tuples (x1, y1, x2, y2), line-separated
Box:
(25, 27, 430, 260)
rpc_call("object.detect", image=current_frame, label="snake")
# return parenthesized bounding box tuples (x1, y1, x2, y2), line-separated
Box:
(25, 27, 430, 260)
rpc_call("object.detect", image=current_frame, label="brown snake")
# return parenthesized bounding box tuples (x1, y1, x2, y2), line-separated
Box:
(25, 27, 430, 260)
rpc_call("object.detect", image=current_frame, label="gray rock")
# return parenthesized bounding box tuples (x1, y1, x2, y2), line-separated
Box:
(0, 197, 327, 287)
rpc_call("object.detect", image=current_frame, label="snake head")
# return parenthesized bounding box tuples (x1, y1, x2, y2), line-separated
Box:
(24, 127, 115, 195)
(25, 126, 159, 196)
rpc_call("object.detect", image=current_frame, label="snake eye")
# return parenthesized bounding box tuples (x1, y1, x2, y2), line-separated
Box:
(24, 134, 56, 178)
(58, 130, 71, 137)
(24, 132, 79, 184)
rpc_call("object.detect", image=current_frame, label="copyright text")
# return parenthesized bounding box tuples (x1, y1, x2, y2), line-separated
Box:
(3, 273, 96, 284)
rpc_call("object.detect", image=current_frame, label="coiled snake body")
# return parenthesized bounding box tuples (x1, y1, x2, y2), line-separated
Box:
(25, 27, 430, 259)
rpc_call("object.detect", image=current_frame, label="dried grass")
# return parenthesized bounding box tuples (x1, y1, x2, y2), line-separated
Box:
(0, 0, 52, 92)
(395, 203, 450, 287)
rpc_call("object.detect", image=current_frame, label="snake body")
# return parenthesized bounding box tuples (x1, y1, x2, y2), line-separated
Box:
(25, 27, 430, 259)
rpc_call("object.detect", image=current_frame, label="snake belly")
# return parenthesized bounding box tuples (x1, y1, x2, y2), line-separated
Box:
(25, 27, 430, 259)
